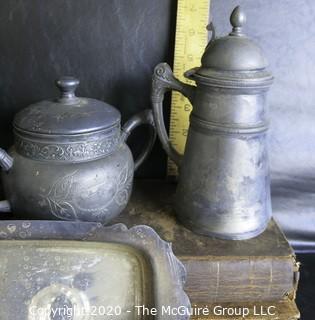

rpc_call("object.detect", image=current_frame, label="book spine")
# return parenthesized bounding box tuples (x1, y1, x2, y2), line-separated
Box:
(181, 255, 299, 303)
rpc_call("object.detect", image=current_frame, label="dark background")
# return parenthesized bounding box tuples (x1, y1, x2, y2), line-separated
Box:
(0, 0, 178, 178)
(0, 0, 314, 317)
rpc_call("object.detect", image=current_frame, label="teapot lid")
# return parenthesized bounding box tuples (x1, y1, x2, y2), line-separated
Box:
(191, 6, 273, 88)
(14, 77, 121, 135)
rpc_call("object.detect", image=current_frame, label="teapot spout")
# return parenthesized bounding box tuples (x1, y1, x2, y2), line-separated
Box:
(0, 148, 13, 171)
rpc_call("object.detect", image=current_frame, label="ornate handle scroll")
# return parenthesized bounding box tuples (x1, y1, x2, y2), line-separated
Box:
(122, 109, 156, 171)
(151, 63, 196, 167)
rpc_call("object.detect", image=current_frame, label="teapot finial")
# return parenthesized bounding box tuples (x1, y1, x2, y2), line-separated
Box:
(230, 6, 246, 36)
(55, 77, 80, 103)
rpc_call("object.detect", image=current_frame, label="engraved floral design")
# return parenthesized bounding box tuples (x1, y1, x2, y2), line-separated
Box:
(74, 164, 133, 217)
(115, 164, 133, 206)
(15, 131, 120, 162)
(40, 171, 78, 220)
(40, 164, 133, 221)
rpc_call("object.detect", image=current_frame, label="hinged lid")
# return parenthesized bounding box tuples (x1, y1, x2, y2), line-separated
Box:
(190, 6, 273, 88)
(14, 77, 121, 135)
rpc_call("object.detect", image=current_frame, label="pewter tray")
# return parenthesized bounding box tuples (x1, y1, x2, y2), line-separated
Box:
(0, 221, 190, 319)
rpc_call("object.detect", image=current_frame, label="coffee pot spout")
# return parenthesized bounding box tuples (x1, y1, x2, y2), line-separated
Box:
(0, 148, 13, 171)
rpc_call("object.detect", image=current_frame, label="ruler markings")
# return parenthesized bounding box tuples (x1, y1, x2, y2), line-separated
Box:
(167, 0, 210, 176)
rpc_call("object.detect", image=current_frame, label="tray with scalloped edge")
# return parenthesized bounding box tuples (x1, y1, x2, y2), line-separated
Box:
(0, 221, 190, 319)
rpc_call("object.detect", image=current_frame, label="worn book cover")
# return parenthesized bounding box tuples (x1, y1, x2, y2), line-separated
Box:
(114, 180, 300, 304)
(190, 299, 300, 320)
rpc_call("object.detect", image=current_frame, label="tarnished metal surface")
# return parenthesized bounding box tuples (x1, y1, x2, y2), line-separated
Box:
(0, 221, 190, 320)
(152, 7, 273, 240)
(14, 77, 121, 136)
(112, 180, 298, 304)
(0, 77, 156, 223)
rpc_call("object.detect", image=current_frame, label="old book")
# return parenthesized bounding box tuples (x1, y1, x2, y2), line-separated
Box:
(113, 180, 300, 304)
(190, 299, 300, 320)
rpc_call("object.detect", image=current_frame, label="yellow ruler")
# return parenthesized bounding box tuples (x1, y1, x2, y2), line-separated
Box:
(168, 0, 210, 176)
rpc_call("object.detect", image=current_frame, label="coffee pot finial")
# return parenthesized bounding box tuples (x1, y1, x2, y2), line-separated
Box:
(230, 6, 246, 36)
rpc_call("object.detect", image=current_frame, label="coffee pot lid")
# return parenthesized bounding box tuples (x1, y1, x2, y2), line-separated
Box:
(187, 6, 273, 90)
(14, 77, 121, 135)
(201, 6, 268, 72)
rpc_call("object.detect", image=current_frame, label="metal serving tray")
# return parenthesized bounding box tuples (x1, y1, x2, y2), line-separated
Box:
(0, 221, 190, 319)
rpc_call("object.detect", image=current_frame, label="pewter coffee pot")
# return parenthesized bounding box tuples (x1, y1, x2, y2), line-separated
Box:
(152, 7, 274, 240)
(0, 77, 155, 223)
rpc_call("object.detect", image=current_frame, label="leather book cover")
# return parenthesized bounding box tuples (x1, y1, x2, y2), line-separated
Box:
(190, 299, 300, 320)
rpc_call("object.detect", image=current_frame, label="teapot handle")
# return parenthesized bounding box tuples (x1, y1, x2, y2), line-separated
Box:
(122, 109, 156, 171)
(151, 63, 196, 167)
(0, 148, 13, 213)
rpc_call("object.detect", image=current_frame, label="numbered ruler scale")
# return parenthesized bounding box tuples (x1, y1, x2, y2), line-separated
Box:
(168, 0, 210, 176)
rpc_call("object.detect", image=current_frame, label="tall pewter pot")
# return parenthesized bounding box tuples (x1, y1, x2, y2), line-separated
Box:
(151, 7, 274, 240)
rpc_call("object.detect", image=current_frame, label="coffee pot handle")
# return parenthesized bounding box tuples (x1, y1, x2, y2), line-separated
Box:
(0, 148, 13, 213)
(122, 109, 156, 171)
(151, 63, 195, 167)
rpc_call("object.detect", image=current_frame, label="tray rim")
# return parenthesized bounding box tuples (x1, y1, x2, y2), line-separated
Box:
(0, 220, 191, 320)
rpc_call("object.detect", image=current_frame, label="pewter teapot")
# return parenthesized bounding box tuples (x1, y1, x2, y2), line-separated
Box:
(0, 77, 155, 223)
(152, 7, 274, 240)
